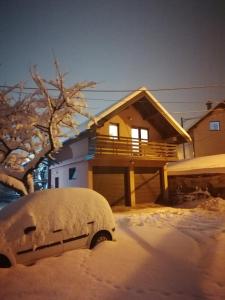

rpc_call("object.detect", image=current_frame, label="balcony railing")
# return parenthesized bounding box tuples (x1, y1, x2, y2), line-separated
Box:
(88, 135, 178, 161)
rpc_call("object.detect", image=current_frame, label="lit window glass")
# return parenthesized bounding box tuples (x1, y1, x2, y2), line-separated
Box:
(209, 121, 220, 131)
(109, 124, 119, 139)
(131, 128, 139, 139)
(140, 129, 148, 141)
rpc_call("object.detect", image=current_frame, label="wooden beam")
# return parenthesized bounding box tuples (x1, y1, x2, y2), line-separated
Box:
(87, 163, 93, 189)
(126, 165, 136, 207)
(161, 165, 168, 202)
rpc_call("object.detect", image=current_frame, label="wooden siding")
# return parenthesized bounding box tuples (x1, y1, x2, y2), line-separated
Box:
(92, 166, 162, 206)
(96, 104, 163, 140)
(93, 167, 126, 206)
(189, 108, 225, 157)
(134, 167, 161, 203)
(89, 135, 178, 161)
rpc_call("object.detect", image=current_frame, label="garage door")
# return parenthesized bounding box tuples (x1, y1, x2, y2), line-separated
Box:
(135, 167, 161, 204)
(93, 167, 126, 206)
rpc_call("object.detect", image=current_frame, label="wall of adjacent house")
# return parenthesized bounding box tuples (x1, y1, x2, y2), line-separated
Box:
(96, 105, 162, 140)
(50, 160, 89, 189)
(189, 109, 225, 157)
(49, 138, 90, 189)
(55, 138, 89, 162)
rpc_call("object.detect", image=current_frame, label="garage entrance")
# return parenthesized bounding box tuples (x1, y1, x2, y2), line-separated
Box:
(134, 167, 161, 204)
(93, 167, 128, 206)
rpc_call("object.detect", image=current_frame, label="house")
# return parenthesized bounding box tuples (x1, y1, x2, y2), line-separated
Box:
(49, 87, 191, 207)
(188, 101, 225, 157)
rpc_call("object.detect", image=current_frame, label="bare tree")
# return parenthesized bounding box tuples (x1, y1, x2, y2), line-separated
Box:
(0, 61, 95, 195)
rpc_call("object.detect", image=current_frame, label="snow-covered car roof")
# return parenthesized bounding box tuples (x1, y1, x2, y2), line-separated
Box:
(0, 188, 115, 246)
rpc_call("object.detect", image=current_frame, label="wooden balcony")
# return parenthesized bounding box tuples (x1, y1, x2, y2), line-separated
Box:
(88, 135, 178, 161)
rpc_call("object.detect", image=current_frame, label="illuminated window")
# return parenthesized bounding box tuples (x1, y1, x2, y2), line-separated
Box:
(69, 167, 77, 180)
(131, 128, 149, 141)
(131, 128, 149, 152)
(209, 121, 220, 131)
(140, 128, 148, 141)
(109, 123, 119, 139)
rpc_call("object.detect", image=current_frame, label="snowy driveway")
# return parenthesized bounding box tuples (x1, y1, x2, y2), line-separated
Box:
(0, 206, 225, 300)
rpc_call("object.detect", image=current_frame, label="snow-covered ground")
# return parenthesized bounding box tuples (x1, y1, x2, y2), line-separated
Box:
(0, 199, 225, 300)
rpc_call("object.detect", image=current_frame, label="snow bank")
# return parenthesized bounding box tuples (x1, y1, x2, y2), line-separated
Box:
(197, 197, 225, 212)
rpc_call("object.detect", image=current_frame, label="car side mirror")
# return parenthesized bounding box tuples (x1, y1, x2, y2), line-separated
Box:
(24, 226, 36, 235)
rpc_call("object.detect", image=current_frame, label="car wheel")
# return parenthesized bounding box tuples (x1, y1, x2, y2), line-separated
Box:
(90, 231, 112, 249)
(0, 254, 11, 268)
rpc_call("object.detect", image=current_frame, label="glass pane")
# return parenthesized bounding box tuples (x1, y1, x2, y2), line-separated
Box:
(69, 167, 76, 180)
(131, 128, 139, 152)
(209, 121, 220, 131)
(131, 128, 139, 139)
(140, 129, 148, 141)
(109, 124, 118, 139)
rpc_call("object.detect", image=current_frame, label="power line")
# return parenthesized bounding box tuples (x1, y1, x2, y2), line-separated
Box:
(1, 83, 225, 93)
(1, 85, 224, 104)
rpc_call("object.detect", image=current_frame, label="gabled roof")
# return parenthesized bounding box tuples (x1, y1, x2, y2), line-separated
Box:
(188, 101, 225, 132)
(84, 86, 191, 143)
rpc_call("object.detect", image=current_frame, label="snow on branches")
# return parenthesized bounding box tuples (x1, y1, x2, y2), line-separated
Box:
(0, 61, 95, 195)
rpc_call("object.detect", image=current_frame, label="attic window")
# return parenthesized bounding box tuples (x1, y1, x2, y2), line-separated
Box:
(209, 121, 220, 131)
(109, 123, 119, 139)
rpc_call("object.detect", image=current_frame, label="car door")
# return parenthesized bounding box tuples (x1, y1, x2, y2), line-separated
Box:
(12, 214, 39, 265)
(31, 224, 64, 263)
(14, 213, 63, 265)
(62, 216, 90, 252)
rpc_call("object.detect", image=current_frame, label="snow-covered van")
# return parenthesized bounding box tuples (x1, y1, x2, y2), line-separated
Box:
(0, 188, 116, 267)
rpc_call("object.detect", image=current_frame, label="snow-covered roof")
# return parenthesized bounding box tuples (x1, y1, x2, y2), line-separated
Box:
(168, 154, 225, 176)
(81, 87, 192, 143)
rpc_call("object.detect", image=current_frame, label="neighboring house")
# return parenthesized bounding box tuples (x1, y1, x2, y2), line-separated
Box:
(50, 87, 191, 207)
(188, 101, 225, 157)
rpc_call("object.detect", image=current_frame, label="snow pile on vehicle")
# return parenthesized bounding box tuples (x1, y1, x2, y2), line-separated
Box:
(0, 188, 115, 251)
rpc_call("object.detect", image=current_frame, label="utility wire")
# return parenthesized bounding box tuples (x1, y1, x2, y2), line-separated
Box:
(1, 83, 225, 92)
(1, 87, 224, 104)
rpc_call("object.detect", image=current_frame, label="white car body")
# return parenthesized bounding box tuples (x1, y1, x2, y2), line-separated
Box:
(0, 188, 116, 267)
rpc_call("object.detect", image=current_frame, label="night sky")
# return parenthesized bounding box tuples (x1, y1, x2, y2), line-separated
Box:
(1, 0, 225, 126)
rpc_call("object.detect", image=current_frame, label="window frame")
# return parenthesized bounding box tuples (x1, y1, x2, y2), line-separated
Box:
(69, 167, 77, 180)
(109, 123, 119, 139)
(131, 127, 149, 141)
(209, 121, 220, 131)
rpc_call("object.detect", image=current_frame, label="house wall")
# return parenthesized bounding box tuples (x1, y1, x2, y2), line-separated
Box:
(50, 138, 90, 189)
(96, 105, 162, 141)
(55, 138, 89, 162)
(189, 109, 225, 157)
(50, 161, 89, 188)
